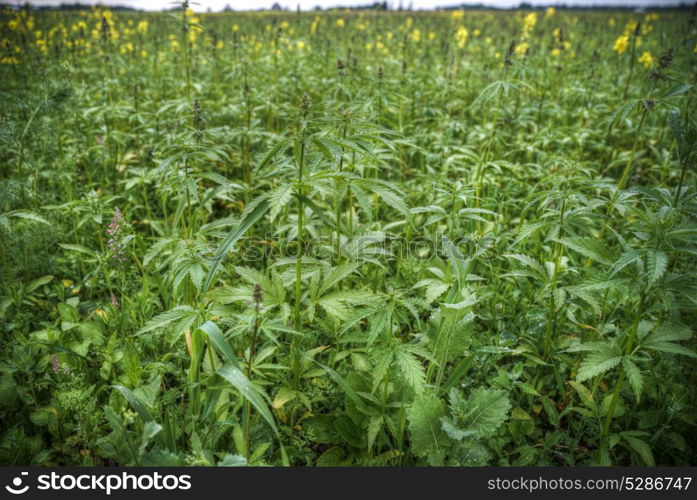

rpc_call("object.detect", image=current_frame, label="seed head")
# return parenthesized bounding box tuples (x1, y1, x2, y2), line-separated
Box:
(100, 16, 110, 41)
(193, 99, 204, 141)
(107, 207, 128, 265)
(252, 284, 263, 305)
(659, 47, 674, 69)
(651, 47, 675, 80)
(300, 92, 312, 117)
(505, 40, 516, 66)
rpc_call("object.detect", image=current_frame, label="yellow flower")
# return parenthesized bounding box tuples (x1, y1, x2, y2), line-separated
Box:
(522, 12, 537, 38)
(455, 25, 468, 49)
(232, 24, 239, 32)
(119, 41, 134, 55)
(624, 20, 638, 36)
(280, 21, 289, 30)
(515, 41, 530, 56)
(136, 20, 148, 34)
(613, 35, 629, 54)
(62, 279, 74, 288)
(552, 28, 561, 39)
(638, 51, 654, 69)
(216, 40, 224, 50)
(35, 39, 48, 55)
(296, 40, 305, 50)
(336, 18, 345, 28)
(428, 32, 436, 41)
(450, 10, 464, 22)
(410, 29, 421, 43)
(473, 29, 481, 37)
(545, 7, 556, 19)
(551, 48, 561, 57)
(140, 49, 148, 58)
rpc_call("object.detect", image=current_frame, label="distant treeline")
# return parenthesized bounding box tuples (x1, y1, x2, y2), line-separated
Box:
(0, 1, 692, 12)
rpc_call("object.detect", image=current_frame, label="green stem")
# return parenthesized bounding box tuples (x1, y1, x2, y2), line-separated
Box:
(601, 291, 644, 439)
(294, 137, 306, 329)
(622, 27, 639, 101)
(616, 107, 648, 190)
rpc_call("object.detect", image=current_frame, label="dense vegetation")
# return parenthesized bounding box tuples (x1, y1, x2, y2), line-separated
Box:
(1, 4, 696, 467)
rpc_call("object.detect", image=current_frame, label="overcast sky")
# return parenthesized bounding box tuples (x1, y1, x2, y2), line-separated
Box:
(16, 0, 685, 11)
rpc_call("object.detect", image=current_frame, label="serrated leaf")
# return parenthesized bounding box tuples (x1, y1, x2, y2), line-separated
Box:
(622, 357, 643, 401)
(407, 393, 447, 466)
(560, 237, 616, 265)
(447, 387, 511, 440)
(576, 344, 622, 382)
(136, 306, 198, 335)
(646, 250, 668, 287)
(394, 348, 426, 394)
(268, 184, 293, 222)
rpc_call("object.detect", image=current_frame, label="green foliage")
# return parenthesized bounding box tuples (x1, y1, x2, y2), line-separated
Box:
(1, 6, 695, 467)
(408, 387, 511, 465)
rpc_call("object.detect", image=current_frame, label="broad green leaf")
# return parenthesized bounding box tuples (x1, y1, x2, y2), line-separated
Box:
(218, 363, 277, 435)
(622, 357, 643, 401)
(407, 393, 447, 466)
(203, 197, 270, 294)
(195, 321, 241, 369)
(112, 385, 154, 422)
(622, 434, 655, 466)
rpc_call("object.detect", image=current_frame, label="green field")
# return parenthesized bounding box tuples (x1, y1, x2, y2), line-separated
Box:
(1, 4, 696, 466)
